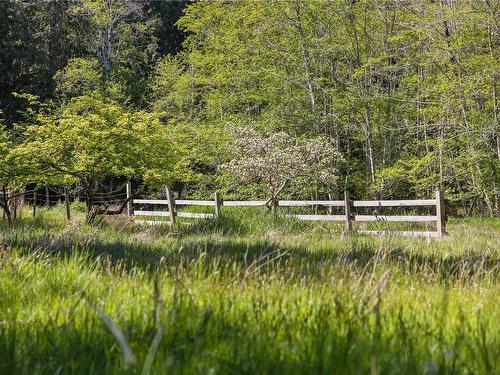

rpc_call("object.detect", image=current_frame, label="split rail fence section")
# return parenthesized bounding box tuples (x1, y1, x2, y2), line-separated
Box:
(130, 188, 446, 237)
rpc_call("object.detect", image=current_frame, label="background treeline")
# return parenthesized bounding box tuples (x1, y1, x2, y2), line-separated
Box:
(1, 0, 499, 216)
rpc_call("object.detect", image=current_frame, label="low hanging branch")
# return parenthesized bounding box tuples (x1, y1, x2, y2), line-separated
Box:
(87, 195, 133, 224)
(92, 181, 130, 196)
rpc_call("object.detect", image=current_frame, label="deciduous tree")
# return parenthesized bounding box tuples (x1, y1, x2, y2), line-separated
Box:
(223, 128, 343, 210)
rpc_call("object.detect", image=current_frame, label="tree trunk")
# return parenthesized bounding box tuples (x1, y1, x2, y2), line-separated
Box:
(3, 204, 12, 225)
(294, 2, 316, 113)
(488, 26, 500, 161)
(85, 185, 95, 224)
(363, 101, 376, 183)
(102, 25, 113, 79)
(48, 0, 61, 89)
(1, 187, 13, 225)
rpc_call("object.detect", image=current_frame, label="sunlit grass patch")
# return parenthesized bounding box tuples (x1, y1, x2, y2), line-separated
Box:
(0, 207, 498, 374)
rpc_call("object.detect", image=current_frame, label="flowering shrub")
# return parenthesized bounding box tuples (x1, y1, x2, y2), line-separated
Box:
(223, 128, 343, 208)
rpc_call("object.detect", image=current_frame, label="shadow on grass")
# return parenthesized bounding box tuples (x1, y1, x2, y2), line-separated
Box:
(1, 215, 498, 283)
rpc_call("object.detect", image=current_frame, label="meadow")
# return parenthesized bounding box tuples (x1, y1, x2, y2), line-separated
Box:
(0, 204, 498, 374)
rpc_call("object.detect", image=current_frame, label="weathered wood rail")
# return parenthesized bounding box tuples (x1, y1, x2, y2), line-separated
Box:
(131, 188, 221, 226)
(130, 189, 446, 238)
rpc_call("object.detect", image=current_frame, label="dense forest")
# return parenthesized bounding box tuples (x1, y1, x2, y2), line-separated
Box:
(1, 0, 499, 217)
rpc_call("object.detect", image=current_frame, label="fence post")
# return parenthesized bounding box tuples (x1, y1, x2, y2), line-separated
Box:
(436, 190, 446, 237)
(165, 187, 176, 225)
(126, 181, 133, 218)
(12, 189, 24, 221)
(214, 192, 222, 218)
(344, 191, 352, 234)
(45, 185, 50, 205)
(64, 187, 71, 221)
(19, 189, 25, 219)
(33, 190, 37, 218)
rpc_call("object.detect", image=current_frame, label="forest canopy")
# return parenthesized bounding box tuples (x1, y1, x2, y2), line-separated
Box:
(0, 0, 499, 217)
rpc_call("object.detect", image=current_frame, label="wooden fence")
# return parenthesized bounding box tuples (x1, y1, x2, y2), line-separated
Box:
(130, 188, 446, 237)
(132, 188, 221, 226)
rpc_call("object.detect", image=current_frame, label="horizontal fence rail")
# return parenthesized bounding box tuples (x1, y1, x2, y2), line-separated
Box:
(129, 189, 446, 237)
(279, 200, 344, 207)
(131, 189, 222, 226)
(176, 200, 216, 206)
(132, 199, 169, 205)
(223, 200, 267, 207)
(358, 230, 440, 238)
(352, 199, 436, 207)
(352, 215, 437, 222)
(177, 212, 215, 219)
(292, 215, 346, 221)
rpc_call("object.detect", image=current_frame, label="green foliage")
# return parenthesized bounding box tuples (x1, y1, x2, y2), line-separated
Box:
(0, 123, 42, 222)
(159, 0, 500, 213)
(1, 0, 500, 216)
(0, 126, 38, 190)
(149, 55, 185, 114)
(23, 93, 185, 190)
(54, 58, 103, 98)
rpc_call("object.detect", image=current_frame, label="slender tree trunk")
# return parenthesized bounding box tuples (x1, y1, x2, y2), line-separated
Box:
(459, 93, 495, 216)
(345, 2, 376, 185)
(494, 87, 500, 161)
(48, 0, 61, 88)
(294, 2, 316, 113)
(102, 25, 113, 79)
(3, 205, 12, 225)
(363, 101, 376, 183)
(488, 26, 500, 161)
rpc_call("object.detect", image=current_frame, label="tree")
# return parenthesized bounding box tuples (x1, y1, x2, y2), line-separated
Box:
(0, 0, 78, 123)
(169, 0, 499, 215)
(69, 0, 156, 78)
(0, 125, 40, 224)
(222, 128, 343, 210)
(24, 93, 184, 223)
(0, 127, 18, 223)
(146, 0, 187, 57)
(68, 0, 159, 104)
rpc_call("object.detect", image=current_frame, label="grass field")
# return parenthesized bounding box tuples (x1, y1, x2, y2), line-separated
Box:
(0, 204, 498, 374)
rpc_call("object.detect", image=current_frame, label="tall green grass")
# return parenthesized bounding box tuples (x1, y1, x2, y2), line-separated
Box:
(0, 205, 498, 374)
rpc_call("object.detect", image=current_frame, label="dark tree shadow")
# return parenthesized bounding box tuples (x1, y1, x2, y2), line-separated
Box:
(1, 215, 498, 283)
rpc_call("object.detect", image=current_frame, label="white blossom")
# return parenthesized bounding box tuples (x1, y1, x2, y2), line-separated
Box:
(222, 128, 344, 205)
